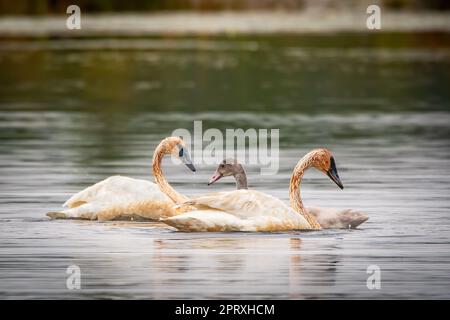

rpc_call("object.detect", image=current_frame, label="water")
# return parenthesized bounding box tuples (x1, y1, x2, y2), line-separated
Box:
(0, 33, 449, 299)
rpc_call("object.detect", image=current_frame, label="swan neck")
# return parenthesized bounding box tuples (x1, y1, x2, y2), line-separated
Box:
(152, 144, 189, 204)
(234, 171, 248, 190)
(289, 157, 322, 230)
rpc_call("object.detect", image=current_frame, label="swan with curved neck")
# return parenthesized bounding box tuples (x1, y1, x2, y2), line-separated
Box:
(207, 150, 367, 229)
(163, 149, 367, 231)
(46, 136, 195, 221)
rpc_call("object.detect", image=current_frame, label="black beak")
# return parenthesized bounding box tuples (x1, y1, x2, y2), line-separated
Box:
(185, 163, 196, 172)
(326, 157, 344, 190)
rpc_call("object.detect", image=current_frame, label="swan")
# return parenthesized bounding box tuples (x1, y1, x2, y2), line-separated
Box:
(46, 136, 195, 221)
(162, 148, 365, 232)
(207, 158, 368, 229)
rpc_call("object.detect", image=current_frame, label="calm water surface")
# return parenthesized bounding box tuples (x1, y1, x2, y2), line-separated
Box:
(0, 34, 449, 299)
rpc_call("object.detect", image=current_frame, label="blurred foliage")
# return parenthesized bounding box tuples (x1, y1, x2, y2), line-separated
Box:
(1, 33, 449, 115)
(0, 0, 449, 15)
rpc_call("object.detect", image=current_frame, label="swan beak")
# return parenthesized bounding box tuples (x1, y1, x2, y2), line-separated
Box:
(184, 162, 196, 172)
(179, 148, 196, 172)
(208, 170, 223, 185)
(326, 167, 344, 190)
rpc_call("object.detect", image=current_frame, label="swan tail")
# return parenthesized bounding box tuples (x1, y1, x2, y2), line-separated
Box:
(46, 204, 98, 220)
(306, 207, 369, 229)
(46, 211, 71, 219)
(48, 200, 176, 221)
(345, 209, 369, 228)
(331, 209, 369, 229)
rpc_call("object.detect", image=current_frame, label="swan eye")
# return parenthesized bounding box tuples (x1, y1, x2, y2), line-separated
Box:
(179, 148, 184, 157)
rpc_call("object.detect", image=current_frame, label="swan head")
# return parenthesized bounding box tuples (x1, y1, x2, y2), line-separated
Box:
(309, 148, 344, 190)
(162, 136, 196, 172)
(208, 159, 244, 185)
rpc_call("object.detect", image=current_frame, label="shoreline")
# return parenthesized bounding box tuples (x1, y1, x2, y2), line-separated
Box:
(0, 11, 450, 38)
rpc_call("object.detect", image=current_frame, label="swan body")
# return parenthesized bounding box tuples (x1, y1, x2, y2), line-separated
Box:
(47, 137, 195, 221)
(163, 189, 312, 232)
(47, 176, 174, 220)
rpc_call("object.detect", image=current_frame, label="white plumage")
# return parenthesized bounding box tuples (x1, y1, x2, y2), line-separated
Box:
(64, 175, 170, 207)
(47, 176, 172, 220)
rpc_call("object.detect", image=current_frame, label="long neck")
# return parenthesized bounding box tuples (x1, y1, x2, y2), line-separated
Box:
(152, 144, 189, 204)
(234, 171, 248, 190)
(289, 155, 322, 230)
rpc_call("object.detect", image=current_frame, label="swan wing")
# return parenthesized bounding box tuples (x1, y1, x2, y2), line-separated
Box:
(182, 190, 310, 227)
(63, 175, 170, 208)
(163, 210, 250, 232)
(184, 190, 290, 217)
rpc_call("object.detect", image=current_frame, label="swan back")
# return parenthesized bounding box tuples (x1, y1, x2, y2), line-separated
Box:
(63, 175, 170, 208)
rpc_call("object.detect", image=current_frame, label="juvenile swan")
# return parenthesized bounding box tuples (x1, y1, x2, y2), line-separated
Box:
(162, 149, 361, 232)
(207, 157, 368, 229)
(46, 136, 195, 221)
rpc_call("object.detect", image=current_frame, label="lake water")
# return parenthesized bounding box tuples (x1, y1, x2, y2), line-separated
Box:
(0, 33, 449, 299)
